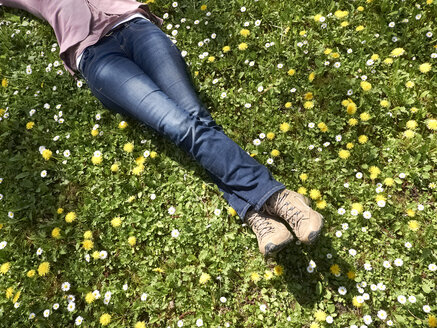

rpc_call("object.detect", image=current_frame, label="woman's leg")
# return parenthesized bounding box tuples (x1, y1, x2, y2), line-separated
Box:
(78, 20, 284, 220)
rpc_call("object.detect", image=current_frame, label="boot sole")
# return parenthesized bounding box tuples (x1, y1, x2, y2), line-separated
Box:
(264, 237, 294, 258)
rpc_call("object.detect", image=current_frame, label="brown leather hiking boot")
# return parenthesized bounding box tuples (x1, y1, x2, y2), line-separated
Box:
(262, 189, 324, 244)
(245, 209, 294, 258)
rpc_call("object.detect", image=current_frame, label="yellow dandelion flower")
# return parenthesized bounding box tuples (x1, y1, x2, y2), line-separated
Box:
(111, 163, 119, 172)
(284, 102, 292, 108)
(360, 81, 372, 91)
(128, 236, 137, 246)
(324, 48, 332, 55)
(199, 272, 211, 284)
(348, 118, 358, 126)
(341, 99, 350, 107)
(404, 129, 415, 139)
(355, 25, 365, 31)
(347, 102, 357, 114)
(347, 271, 356, 279)
(82, 239, 94, 250)
(271, 149, 280, 157)
(405, 81, 415, 88)
(123, 142, 134, 153)
(200, 4, 207, 11)
(136, 156, 145, 164)
(150, 151, 158, 158)
(408, 220, 420, 231)
(352, 296, 363, 307)
(85, 292, 96, 304)
(314, 310, 327, 321)
(1, 262, 11, 274)
(228, 207, 237, 216)
(340, 21, 349, 27)
(57, 208, 64, 214)
(118, 121, 128, 129)
(338, 149, 350, 159)
(316, 199, 327, 209)
(304, 101, 314, 109)
(37, 262, 50, 276)
(310, 322, 320, 328)
(222, 45, 231, 53)
(406, 209, 416, 217)
(299, 30, 306, 36)
(65, 212, 77, 223)
(280, 122, 290, 132)
(369, 166, 381, 176)
(264, 270, 274, 280)
(152, 267, 165, 273)
(331, 52, 340, 59)
(1, 78, 8, 87)
(26, 121, 35, 129)
(371, 54, 379, 61)
(208, 56, 215, 62)
(346, 143, 354, 149)
(419, 63, 432, 73)
(309, 189, 321, 200)
(358, 135, 368, 144)
(42, 149, 52, 160)
(273, 265, 284, 276)
(383, 57, 393, 65)
(360, 112, 371, 121)
(375, 194, 386, 202)
(12, 290, 21, 303)
(297, 187, 307, 195)
(238, 42, 248, 51)
(334, 10, 349, 19)
(111, 217, 122, 227)
(357, 6, 364, 11)
(132, 165, 144, 175)
(240, 29, 250, 37)
(406, 120, 417, 129)
(91, 129, 99, 137)
(92, 251, 100, 260)
(383, 178, 394, 186)
(390, 48, 405, 57)
(299, 173, 308, 181)
(351, 203, 363, 213)
(92, 156, 102, 165)
(304, 92, 313, 100)
(135, 322, 146, 328)
(426, 119, 437, 131)
(314, 14, 322, 22)
(380, 100, 390, 107)
(309, 72, 315, 82)
(6, 287, 14, 299)
(318, 122, 328, 132)
(429, 315, 437, 328)
(266, 132, 275, 140)
(83, 230, 93, 239)
(100, 313, 111, 326)
(51, 227, 61, 239)
(250, 272, 261, 282)
(330, 264, 341, 275)
(287, 68, 296, 76)
(27, 269, 35, 278)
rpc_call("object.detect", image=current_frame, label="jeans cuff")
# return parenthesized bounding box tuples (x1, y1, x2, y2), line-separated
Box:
(253, 183, 286, 213)
(239, 202, 252, 224)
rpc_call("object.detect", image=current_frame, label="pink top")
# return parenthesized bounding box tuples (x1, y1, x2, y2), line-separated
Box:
(0, 0, 163, 81)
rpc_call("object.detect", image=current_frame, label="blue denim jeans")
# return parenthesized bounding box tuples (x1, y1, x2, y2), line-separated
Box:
(78, 17, 285, 221)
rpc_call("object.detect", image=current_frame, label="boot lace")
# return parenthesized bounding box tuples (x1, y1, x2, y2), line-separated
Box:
(247, 212, 274, 239)
(267, 191, 305, 231)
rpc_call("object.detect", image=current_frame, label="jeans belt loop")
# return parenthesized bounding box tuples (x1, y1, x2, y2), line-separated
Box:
(105, 20, 130, 37)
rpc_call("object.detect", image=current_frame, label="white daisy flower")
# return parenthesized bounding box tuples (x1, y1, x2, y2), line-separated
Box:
(363, 315, 372, 325)
(397, 295, 406, 304)
(168, 206, 176, 215)
(220, 297, 227, 303)
(43, 309, 50, 317)
(141, 293, 148, 301)
(61, 282, 70, 291)
(196, 318, 204, 326)
(377, 310, 387, 320)
(67, 302, 75, 312)
(338, 208, 346, 215)
(349, 249, 357, 256)
(338, 286, 347, 295)
(423, 305, 431, 313)
(394, 258, 403, 266)
(171, 229, 180, 238)
(75, 316, 83, 325)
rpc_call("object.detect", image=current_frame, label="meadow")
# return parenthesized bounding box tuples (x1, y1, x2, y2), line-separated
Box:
(0, 0, 436, 327)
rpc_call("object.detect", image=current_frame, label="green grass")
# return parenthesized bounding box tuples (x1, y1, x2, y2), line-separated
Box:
(0, 0, 436, 327)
